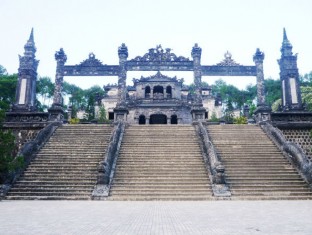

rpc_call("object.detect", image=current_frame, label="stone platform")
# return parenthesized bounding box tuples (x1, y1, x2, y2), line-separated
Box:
(1, 200, 312, 235)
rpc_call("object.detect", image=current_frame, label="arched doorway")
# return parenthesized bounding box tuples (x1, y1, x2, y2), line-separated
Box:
(139, 115, 146, 124)
(171, 115, 178, 124)
(153, 86, 164, 99)
(166, 86, 172, 98)
(145, 86, 151, 98)
(150, 114, 167, 124)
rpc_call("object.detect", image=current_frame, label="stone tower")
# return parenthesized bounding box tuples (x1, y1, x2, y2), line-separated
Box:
(278, 28, 303, 111)
(12, 28, 39, 112)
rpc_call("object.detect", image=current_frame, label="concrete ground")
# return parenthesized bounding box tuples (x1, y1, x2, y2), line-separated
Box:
(1, 200, 312, 235)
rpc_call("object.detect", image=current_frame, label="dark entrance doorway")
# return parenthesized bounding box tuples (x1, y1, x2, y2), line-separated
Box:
(149, 114, 167, 124)
(171, 115, 178, 124)
(139, 115, 146, 124)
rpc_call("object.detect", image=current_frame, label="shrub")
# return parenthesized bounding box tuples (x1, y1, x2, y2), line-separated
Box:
(233, 116, 247, 124)
(69, 118, 80, 124)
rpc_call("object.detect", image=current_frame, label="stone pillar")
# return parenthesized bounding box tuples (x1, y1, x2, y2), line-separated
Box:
(253, 48, 271, 123)
(117, 43, 128, 106)
(114, 43, 129, 121)
(253, 48, 266, 106)
(191, 43, 202, 104)
(48, 48, 67, 121)
(167, 117, 171, 124)
(12, 28, 39, 112)
(278, 28, 303, 111)
(190, 43, 206, 121)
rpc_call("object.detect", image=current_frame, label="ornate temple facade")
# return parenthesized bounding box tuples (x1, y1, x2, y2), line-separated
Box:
(97, 72, 222, 124)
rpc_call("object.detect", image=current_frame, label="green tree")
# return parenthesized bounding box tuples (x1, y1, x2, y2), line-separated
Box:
(301, 86, 312, 111)
(63, 82, 85, 118)
(264, 78, 281, 106)
(98, 106, 108, 123)
(0, 65, 8, 76)
(0, 74, 17, 122)
(84, 85, 105, 121)
(36, 76, 54, 111)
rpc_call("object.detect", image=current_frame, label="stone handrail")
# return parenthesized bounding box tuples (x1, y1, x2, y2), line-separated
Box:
(261, 121, 312, 185)
(0, 121, 62, 199)
(92, 120, 125, 199)
(196, 121, 230, 196)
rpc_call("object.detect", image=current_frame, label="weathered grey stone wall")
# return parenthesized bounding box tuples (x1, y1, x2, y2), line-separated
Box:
(127, 106, 192, 124)
(135, 82, 181, 100)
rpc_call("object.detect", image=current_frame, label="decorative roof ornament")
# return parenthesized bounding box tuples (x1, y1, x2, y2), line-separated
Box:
(77, 53, 104, 67)
(281, 28, 293, 56)
(19, 28, 39, 71)
(133, 71, 184, 83)
(216, 51, 240, 66)
(130, 45, 190, 62)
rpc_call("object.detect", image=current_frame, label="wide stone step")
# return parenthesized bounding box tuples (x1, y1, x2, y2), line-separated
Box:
(14, 179, 95, 187)
(5, 196, 91, 200)
(107, 195, 214, 201)
(9, 187, 93, 192)
(7, 191, 91, 196)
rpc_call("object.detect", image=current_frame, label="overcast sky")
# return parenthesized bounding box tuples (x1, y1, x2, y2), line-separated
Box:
(0, 0, 311, 90)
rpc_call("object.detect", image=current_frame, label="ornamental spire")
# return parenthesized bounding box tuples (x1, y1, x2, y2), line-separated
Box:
(281, 28, 293, 56)
(24, 28, 36, 56)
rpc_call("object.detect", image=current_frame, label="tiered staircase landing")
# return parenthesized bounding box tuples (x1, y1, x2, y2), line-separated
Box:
(6, 124, 113, 200)
(207, 124, 312, 200)
(109, 125, 213, 200)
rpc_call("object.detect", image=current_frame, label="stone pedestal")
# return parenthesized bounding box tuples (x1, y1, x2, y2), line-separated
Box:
(48, 105, 64, 122)
(271, 111, 312, 128)
(114, 106, 128, 121)
(254, 105, 271, 123)
(191, 105, 206, 121)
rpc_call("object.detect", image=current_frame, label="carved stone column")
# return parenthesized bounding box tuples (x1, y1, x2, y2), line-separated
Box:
(191, 43, 202, 104)
(48, 48, 67, 121)
(117, 43, 128, 106)
(253, 48, 271, 122)
(114, 43, 129, 121)
(253, 48, 266, 106)
(191, 43, 205, 121)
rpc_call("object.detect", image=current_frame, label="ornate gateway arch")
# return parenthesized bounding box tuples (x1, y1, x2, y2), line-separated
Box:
(49, 44, 270, 122)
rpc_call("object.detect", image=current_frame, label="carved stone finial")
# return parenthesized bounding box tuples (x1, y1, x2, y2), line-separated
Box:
(55, 48, 67, 63)
(191, 43, 202, 58)
(118, 43, 128, 58)
(24, 28, 36, 56)
(253, 48, 265, 63)
(281, 28, 293, 56)
(216, 51, 240, 66)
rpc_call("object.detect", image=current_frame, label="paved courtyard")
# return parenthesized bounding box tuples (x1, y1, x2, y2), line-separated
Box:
(1, 200, 312, 235)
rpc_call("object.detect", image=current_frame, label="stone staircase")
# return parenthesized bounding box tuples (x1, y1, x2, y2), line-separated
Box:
(109, 125, 213, 200)
(207, 124, 312, 200)
(6, 124, 113, 200)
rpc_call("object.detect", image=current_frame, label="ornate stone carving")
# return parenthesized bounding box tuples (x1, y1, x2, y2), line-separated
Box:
(77, 53, 104, 67)
(52, 48, 67, 107)
(92, 121, 125, 199)
(133, 71, 181, 84)
(130, 45, 190, 62)
(216, 51, 240, 66)
(196, 122, 231, 196)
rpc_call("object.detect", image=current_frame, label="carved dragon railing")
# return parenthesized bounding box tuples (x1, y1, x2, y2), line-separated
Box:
(195, 121, 231, 196)
(92, 120, 125, 199)
(0, 121, 62, 199)
(261, 121, 312, 186)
